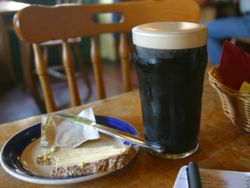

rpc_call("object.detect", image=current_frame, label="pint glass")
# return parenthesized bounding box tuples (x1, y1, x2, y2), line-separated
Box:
(132, 22, 207, 159)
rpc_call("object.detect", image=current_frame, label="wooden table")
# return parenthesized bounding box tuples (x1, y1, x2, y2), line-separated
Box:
(0, 68, 249, 187)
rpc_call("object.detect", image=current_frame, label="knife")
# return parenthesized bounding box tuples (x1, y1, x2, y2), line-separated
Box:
(56, 113, 164, 153)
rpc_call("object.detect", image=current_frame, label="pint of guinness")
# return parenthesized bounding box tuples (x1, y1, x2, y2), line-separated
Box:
(132, 22, 207, 159)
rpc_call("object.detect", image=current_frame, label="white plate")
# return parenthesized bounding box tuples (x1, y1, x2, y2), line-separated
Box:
(0, 115, 139, 185)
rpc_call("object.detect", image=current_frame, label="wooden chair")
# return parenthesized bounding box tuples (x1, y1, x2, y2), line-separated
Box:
(13, 0, 200, 112)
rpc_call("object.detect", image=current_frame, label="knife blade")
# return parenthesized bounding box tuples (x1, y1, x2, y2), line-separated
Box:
(56, 113, 164, 153)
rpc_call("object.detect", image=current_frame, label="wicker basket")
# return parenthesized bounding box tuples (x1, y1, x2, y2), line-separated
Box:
(208, 67, 250, 132)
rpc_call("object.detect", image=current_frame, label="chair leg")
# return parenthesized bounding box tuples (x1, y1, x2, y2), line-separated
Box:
(114, 38, 119, 61)
(0, 16, 14, 84)
(20, 41, 46, 113)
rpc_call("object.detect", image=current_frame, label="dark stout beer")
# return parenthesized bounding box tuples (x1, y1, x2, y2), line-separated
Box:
(132, 22, 207, 158)
(134, 46, 207, 154)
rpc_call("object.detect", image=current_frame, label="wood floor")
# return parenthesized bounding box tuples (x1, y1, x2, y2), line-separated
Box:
(0, 63, 138, 123)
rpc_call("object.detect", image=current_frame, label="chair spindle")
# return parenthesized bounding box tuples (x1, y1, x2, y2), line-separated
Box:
(62, 40, 81, 107)
(33, 43, 56, 112)
(90, 36, 106, 99)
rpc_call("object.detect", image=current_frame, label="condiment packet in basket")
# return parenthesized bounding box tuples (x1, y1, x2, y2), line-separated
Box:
(218, 40, 250, 90)
(240, 81, 250, 94)
(40, 108, 100, 148)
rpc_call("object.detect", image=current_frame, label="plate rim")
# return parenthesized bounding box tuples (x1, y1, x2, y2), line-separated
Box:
(0, 115, 139, 185)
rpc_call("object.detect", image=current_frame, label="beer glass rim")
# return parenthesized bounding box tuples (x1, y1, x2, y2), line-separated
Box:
(132, 22, 207, 50)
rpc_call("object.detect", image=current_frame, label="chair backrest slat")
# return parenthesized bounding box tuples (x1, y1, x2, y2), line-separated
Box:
(33, 43, 56, 112)
(90, 36, 106, 99)
(14, 0, 200, 43)
(62, 40, 81, 106)
(119, 32, 131, 92)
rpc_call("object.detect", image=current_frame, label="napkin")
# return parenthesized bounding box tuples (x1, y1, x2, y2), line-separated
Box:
(218, 40, 250, 90)
(174, 165, 250, 188)
(41, 108, 100, 148)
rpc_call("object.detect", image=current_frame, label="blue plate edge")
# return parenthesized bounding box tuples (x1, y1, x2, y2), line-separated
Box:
(0, 115, 139, 183)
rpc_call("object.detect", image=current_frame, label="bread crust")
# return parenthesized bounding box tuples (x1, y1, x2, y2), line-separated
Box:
(37, 146, 136, 177)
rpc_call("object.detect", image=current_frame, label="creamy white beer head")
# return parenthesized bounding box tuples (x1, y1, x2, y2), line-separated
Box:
(132, 22, 207, 50)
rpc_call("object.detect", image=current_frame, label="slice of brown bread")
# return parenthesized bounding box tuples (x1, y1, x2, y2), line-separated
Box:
(36, 135, 136, 177)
